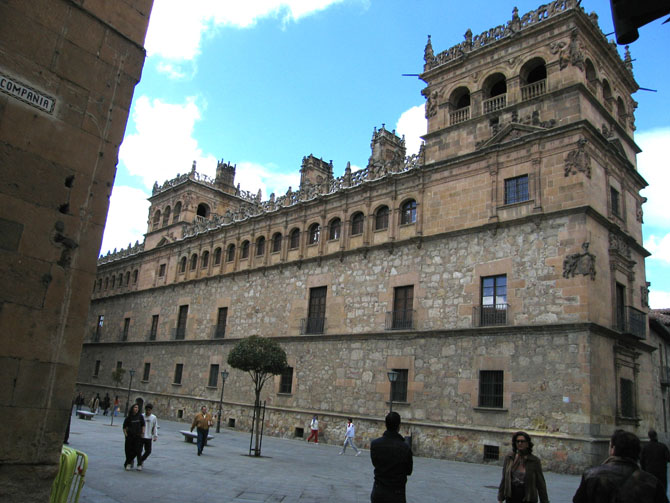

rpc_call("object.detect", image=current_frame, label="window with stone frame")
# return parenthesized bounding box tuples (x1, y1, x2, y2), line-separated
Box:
(272, 233, 282, 253)
(351, 212, 364, 235)
(132, 270, 138, 284)
(142, 362, 151, 382)
(214, 307, 227, 338)
(158, 263, 166, 277)
(479, 370, 504, 408)
(615, 345, 640, 424)
(241, 240, 250, 259)
(305, 286, 326, 334)
(256, 236, 266, 256)
(214, 247, 222, 265)
(611, 186, 621, 218)
(95, 315, 104, 341)
(173, 363, 183, 385)
(615, 282, 626, 332)
(375, 205, 389, 230)
(400, 200, 417, 225)
(620, 378, 634, 417)
(279, 366, 293, 394)
(329, 218, 341, 240)
(125, 271, 130, 286)
(162, 206, 171, 226)
(289, 228, 300, 249)
(480, 275, 507, 326)
(176, 305, 188, 340)
(179, 256, 187, 273)
(172, 201, 181, 223)
(208, 364, 219, 387)
(150, 314, 159, 340)
(152, 210, 161, 230)
(94, 360, 101, 377)
(122, 317, 130, 341)
(116, 361, 122, 370)
(226, 244, 235, 262)
(190, 253, 198, 270)
(392, 286, 414, 329)
(391, 368, 408, 402)
(308, 223, 320, 245)
(504, 175, 529, 204)
(201, 251, 209, 268)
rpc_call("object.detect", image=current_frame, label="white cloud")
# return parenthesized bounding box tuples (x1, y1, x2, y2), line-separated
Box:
(645, 234, 670, 264)
(638, 128, 670, 230)
(145, 0, 349, 63)
(395, 104, 426, 156)
(650, 290, 670, 309)
(234, 161, 300, 200)
(100, 186, 151, 255)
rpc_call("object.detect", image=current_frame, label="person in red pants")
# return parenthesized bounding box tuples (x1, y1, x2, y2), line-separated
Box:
(306, 415, 319, 443)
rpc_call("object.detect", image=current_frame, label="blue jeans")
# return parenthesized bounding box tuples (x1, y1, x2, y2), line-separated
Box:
(342, 437, 359, 453)
(196, 428, 208, 454)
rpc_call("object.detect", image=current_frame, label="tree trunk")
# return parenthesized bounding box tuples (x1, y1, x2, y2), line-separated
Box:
(253, 390, 261, 456)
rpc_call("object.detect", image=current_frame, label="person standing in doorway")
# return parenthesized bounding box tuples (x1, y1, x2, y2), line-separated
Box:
(190, 405, 213, 456)
(370, 412, 413, 503)
(306, 415, 319, 444)
(339, 417, 361, 456)
(138, 404, 158, 469)
(122, 403, 145, 471)
(641, 429, 670, 492)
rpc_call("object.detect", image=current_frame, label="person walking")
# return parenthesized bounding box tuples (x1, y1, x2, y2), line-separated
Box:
(498, 431, 549, 503)
(90, 393, 100, 414)
(573, 429, 667, 503)
(138, 403, 158, 469)
(370, 412, 413, 503)
(122, 403, 145, 471)
(113, 396, 120, 416)
(339, 417, 361, 456)
(102, 393, 111, 416)
(306, 415, 319, 444)
(641, 429, 670, 491)
(190, 405, 213, 456)
(74, 392, 84, 413)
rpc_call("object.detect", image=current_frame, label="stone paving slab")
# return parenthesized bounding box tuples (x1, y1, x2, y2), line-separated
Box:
(67, 412, 583, 502)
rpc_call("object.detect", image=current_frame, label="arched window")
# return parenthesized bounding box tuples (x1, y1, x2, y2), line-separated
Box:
(256, 236, 265, 256)
(173, 202, 182, 223)
(375, 206, 389, 230)
(190, 254, 198, 270)
(351, 212, 364, 236)
(111, 275, 115, 288)
(329, 218, 341, 240)
(308, 223, 320, 245)
(483, 73, 507, 113)
(272, 233, 282, 253)
(289, 228, 300, 250)
(520, 58, 546, 100)
(449, 87, 471, 125)
(226, 244, 235, 262)
(117, 274, 123, 287)
(602, 79, 612, 105)
(241, 240, 250, 259)
(585, 59, 597, 86)
(152, 210, 161, 230)
(97, 278, 102, 291)
(201, 250, 210, 268)
(617, 97, 626, 124)
(132, 270, 138, 284)
(196, 203, 210, 219)
(162, 206, 171, 227)
(179, 256, 187, 273)
(400, 200, 417, 225)
(214, 247, 222, 265)
(125, 271, 130, 286)
(104, 277, 109, 290)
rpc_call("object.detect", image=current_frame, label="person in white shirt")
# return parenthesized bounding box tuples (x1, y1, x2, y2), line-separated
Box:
(138, 403, 158, 470)
(306, 415, 319, 443)
(339, 417, 361, 456)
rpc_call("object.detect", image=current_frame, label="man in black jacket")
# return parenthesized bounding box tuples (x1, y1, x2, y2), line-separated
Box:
(370, 412, 413, 503)
(641, 429, 670, 490)
(573, 429, 668, 503)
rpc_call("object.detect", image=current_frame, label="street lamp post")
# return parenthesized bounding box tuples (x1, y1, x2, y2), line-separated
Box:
(387, 370, 398, 413)
(124, 369, 135, 417)
(216, 369, 229, 433)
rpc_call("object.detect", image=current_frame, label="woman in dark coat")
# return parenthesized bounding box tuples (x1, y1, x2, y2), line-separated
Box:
(498, 431, 549, 503)
(122, 403, 145, 471)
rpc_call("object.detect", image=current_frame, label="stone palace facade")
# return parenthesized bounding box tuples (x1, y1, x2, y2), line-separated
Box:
(76, 0, 666, 473)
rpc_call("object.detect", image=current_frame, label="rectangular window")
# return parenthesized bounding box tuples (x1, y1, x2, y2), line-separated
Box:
(176, 305, 188, 340)
(484, 445, 500, 460)
(479, 370, 504, 408)
(616, 283, 626, 331)
(481, 275, 507, 326)
(215, 307, 228, 338)
(95, 315, 104, 341)
(94, 360, 101, 377)
(391, 368, 409, 402)
(305, 286, 327, 334)
(116, 361, 122, 369)
(173, 363, 183, 385)
(150, 315, 159, 340)
(142, 362, 151, 382)
(392, 286, 414, 329)
(279, 366, 293, 394)
(504, 175, 529, 204)
(208, 364, 220, 387)
(122, 318, 130, 341)
(620, 378, 635, 417)
(158, 263, 166, 277)
(611, 187, 620, 217)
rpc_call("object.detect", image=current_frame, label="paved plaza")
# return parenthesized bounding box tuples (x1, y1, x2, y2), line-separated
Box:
(67, 412, 585, 502)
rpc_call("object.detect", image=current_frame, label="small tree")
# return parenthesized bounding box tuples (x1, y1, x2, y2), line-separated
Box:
(110, 368, 125, 426)
(228, 335, 287, 456)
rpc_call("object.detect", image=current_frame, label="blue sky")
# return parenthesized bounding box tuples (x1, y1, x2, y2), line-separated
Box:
(102, 0, 670, 308)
